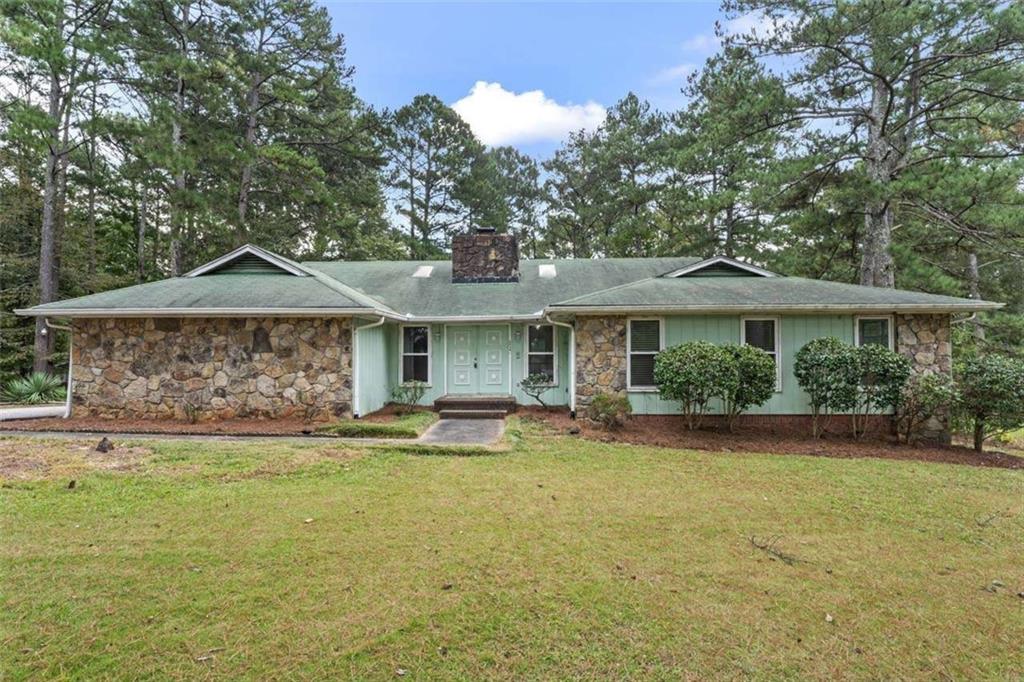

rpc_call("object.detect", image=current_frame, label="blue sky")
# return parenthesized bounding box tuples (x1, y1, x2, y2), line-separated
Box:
(325, 2, 728, 156)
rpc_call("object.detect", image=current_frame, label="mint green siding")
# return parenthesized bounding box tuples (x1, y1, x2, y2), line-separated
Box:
(628, 314, 856, 415)
(353, 320, 390, 416)
(511, 323, 571, 406)
(384, 323, 447, 405)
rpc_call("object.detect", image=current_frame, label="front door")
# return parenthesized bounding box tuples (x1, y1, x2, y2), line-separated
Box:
(447, 325, 509, 394)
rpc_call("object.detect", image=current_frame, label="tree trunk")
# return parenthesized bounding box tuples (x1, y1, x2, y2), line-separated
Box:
(237, 70, 261, 245)
(168, 1, 189, 276)
(966, 251, 985, 340)
(136, 185, 147, 282)
(973, 420, 985, 452)
(860, 76, 896, 288)
(86, 79, 98, 280)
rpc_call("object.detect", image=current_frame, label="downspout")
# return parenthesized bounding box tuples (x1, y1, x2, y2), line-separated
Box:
(352, 316, 385, 418)
(45, 318, 74, 418)
(544, 314, 576, 419)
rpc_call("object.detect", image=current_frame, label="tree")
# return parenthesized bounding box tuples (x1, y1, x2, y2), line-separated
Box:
(486, 146, 542, 255)
(519, 373, 554, 408)
(896, 372, 959, 444)
(385, 94, 481, 256)
(850, 343, 911, 439)
(793, 337, 859, 438)
(726, 0, 1024, 287)
(956, 354, 1024, 452)
(541, 129, 610, 258)
(720, 343, 777, 431)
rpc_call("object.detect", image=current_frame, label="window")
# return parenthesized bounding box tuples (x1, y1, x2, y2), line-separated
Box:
(527, 325, 557, 384)
(742, 317, 781, 390)
(401, 325, 430, 384)
(856, 316, 893, 349)
(628, 319, 662, 389)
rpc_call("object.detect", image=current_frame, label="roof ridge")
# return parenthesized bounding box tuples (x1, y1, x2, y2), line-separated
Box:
(552, 275, 657, 306)
(302, 265, 396, 313)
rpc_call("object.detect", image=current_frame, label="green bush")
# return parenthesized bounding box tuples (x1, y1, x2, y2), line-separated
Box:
(2, 372, 66, 404)
(955, 354, 1024, 452)
(391, 380, 428, 415)
(519, 373, 554, 408)
(896, 372, 959, 444)
(718, 344, 777, 431)
(585, 392, 632, 430)
(851, 343, 912, 439)
(793, 337, 859, 438)
(654, 341, 737, 430)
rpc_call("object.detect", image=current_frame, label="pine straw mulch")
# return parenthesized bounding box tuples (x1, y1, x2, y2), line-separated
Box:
(521, 408, 1024, 470)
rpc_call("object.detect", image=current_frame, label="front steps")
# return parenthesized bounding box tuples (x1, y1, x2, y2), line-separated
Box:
(434, 395, 516, 420)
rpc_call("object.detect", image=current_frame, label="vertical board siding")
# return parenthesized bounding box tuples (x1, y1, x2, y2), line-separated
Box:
(628, 314, 855, 415)
(385, 323, 447, 405)
(355, 321, 390, 416)
(511, 323, 570, 406)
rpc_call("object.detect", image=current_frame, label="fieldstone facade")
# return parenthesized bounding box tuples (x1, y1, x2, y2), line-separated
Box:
(451, 231, 520, 283)
(575, 316, 627, 408)
(896, 313, 953, 442)
(71, 317, 352, 421)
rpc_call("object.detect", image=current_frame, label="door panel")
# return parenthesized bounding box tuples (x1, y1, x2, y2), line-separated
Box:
(446, 325, 509, 394)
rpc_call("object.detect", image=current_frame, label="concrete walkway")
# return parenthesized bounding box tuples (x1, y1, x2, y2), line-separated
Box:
(0, 404, 66, 421)
(418, 418, 505, 445)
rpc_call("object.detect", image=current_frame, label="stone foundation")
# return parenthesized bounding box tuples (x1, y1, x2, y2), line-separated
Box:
(575, 316, 627, 408)
(895, 313, 953, 443)
(71, 317, 352, 421)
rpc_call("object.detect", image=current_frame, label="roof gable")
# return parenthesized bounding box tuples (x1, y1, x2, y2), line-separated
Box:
(185, 244, 310, 278)
(663, 256, 777, 278)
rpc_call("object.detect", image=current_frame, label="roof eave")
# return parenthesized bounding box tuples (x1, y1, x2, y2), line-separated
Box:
(13, 306, 400, 319)
(547, 302, 1005, 314)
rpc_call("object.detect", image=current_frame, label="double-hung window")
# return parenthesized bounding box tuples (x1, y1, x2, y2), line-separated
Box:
(527, 325, 557, 384)
(401, 325, 430, 384)
(855, 316, 893, 349)
(628, 319, 662, 390)
(742, 317, 781, 390)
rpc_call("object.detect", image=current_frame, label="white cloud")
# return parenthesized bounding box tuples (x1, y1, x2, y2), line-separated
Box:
(649, 63, 697, 86)
(451, 81, 606, 146)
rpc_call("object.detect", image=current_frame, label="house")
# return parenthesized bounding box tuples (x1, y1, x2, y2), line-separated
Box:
(17, 229, 1000, 435)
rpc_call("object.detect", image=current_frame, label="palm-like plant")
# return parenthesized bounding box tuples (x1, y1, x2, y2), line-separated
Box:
(2, 372, 67, 404)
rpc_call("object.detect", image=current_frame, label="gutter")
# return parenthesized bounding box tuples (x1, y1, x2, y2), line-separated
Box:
(544, 314, 576, 418)
(13, 307, 402, 319)
(351, 316, 386, 418)
(44, 318, 74, 418)
(547, 302, 1005, 315)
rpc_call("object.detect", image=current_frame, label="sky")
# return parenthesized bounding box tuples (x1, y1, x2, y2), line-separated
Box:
(324, 1, 730, 157)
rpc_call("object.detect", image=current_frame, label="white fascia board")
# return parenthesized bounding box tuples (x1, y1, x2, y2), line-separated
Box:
(546, 302, 1005, 314)
(13, 307, 391, 318)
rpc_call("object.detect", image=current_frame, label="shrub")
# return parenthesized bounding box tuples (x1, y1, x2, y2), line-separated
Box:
(391, 380, 428, 415)
(2, 372, 66, 404)
(793, 337, 859, 438)
(519, 373, 554, 408)
(896, 372, 959, 444)
(955, 354, 1024, 452)
(850, 343, 911, 439)
(654, 341, 737, 430)
(586, 392, 632, 430)
(720, 344, 777, 432)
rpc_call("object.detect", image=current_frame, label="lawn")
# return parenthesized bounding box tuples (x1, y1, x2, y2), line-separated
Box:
(2, 420, 1022, 680)
(316, 410, 437, 438)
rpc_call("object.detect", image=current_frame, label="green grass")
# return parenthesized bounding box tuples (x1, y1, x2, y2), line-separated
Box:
(316, 410, 437, 438)
(2, 420, 1023, 680)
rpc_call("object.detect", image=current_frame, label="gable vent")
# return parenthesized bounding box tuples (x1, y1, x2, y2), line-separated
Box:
(538, 264, 557, 279)
(209, 253, 286, 275)
(412, 265, 434, 278)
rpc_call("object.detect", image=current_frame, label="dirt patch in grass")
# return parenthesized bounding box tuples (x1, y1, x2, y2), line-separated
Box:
(0, 438, 153, 481)
(523, 408, 1024, 470)
(0, 415, 321, 436)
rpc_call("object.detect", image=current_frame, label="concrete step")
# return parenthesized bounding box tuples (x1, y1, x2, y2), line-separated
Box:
(434, 395, 516, 414)
(438, 409, 507, 420)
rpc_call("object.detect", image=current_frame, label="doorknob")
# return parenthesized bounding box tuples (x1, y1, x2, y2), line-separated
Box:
(473, 358, 478, 368)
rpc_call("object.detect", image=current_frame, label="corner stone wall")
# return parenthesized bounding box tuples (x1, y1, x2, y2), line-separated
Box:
(896, 313, 953, 442)
(575, 316, 627, 408)
(71, 317, 352, 421)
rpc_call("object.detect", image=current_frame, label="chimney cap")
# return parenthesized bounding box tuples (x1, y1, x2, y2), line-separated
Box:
(475, 226, 496, 234)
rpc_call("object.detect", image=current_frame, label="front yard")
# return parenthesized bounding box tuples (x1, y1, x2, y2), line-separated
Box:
(2, 420, 1022, 679)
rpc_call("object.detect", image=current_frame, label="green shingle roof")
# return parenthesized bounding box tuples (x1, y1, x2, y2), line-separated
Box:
(550, 275, 1003, 312)
(18, 247, 1001, 318)
(304, 257, 701, 318)
(23, 273, 372, 314)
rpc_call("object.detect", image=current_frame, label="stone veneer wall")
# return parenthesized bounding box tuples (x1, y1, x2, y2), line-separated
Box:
(450, 232, 520, 283)
(71, 317, 352, 421)
(575, 316, 627, 408)
(895, 313, 953, 442)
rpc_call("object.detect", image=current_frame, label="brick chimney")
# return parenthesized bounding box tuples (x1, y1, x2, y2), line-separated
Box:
(451, 227, 520, 283)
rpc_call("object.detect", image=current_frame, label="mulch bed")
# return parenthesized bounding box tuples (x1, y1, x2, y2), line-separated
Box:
(520, 407, 1024, 470)
(0, 406, 420, 438)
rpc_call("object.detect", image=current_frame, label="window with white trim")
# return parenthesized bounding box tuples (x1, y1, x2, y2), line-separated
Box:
(628, 319, 662, 389)
(856, 316, 892, 349)
(401, 325, 430, 384)
(742, 317, 781, 390)
(527, 324, 557, 384)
